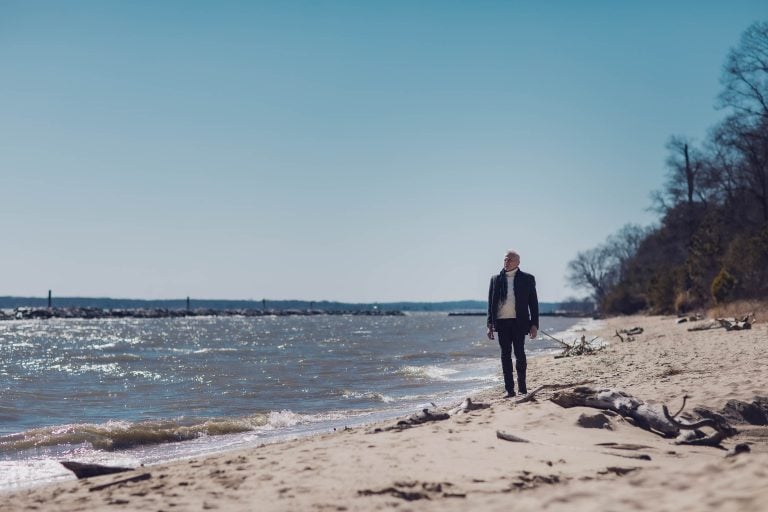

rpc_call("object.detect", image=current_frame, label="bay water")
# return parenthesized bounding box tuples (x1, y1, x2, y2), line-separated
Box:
(0, 313, 590, 489)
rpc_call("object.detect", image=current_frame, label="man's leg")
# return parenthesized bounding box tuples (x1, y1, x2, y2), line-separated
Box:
(496, 320, 516, 395)
(512, 333, 527, 394)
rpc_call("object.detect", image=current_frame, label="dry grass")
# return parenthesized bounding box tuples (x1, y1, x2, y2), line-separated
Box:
(707, 300, 768, 323)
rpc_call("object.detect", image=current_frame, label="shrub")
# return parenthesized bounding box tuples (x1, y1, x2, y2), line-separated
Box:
(711, 268, 736, 304)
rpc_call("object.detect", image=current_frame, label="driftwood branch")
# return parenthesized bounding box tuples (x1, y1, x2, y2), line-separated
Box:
(539, 330, 571, 348)
(540, 331, 604, 358)
(717, 315, 753, 331)
(496, 430, 529, 443)
(513, 380, 595, 405)
(371, 408, 450, 433)
(688, 315, 753, 332)
(551, 387, 735, 446)
(662, 397, 728, 446)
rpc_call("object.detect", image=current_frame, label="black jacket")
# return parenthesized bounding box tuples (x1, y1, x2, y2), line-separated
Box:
(487, 269, 539, 332)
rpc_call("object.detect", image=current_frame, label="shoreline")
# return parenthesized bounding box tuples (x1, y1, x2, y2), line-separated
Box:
(4, 315, 768, 511)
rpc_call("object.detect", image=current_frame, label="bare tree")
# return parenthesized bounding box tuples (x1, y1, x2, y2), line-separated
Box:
(719, 21, 768, 123)
(664, 136, 705, 206)
(567, 246, 616, 305)
(605, 224, 649, 281)
(567, 224, 649, 307)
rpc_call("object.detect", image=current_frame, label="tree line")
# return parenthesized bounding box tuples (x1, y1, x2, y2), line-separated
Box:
(568, 21, 768, 315)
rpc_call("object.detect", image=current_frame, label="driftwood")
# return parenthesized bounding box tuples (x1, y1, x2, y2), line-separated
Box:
(615, 326, 643, 342)
(662, 397, 726, 446)
(60, 461, 133, 479)
(540, 332, 604, 358)
(496, 430, 529, 443)
(512, 380, 595, 405)
(688, 315, 754, 332)
(449, 397, 490, 415)
(676, 314, 704, 324)
(551, 387, 735, 446)
(372, 408, 450, 432)
(717, 315, 753, 331)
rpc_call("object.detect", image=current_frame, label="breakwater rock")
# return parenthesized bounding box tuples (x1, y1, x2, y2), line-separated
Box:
(0, 307, 405, 321)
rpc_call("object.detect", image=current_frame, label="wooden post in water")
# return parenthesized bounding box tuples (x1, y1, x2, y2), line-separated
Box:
(262, 298, 267, 311)
(186, 296, 190, 311)
(48, 290, 52, 309)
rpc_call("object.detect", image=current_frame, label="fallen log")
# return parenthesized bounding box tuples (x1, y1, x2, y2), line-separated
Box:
(550, 387, 735, 447)
(551, 386, 679, 436)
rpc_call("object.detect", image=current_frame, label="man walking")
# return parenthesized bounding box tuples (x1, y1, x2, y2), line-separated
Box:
(487, 250, 539, 398)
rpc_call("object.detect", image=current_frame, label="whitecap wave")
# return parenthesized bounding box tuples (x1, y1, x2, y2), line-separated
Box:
(340, 390, 396, 403)
(397, 365, 459, 381)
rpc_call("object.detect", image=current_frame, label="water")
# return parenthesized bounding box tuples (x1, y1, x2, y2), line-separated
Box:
(0, 313, 589, 489)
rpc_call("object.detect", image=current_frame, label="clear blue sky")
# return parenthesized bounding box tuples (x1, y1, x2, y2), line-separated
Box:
(1, 1, 765, 303)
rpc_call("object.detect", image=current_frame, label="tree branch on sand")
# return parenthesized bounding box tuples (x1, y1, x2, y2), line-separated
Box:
(512, 380, 595, 405)
(687, 315, 754, 332)
(540, 331, 605, 358)
(550, 386, 735, 447)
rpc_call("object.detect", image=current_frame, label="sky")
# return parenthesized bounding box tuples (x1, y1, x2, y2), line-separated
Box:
(1, 1, 766, 303)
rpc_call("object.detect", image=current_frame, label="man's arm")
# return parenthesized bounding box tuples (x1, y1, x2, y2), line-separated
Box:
(529, 275, 539, 338)
(487, 277, 495, 340)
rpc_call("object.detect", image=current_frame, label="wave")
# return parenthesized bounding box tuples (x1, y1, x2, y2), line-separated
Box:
(0, 409, 345, 453)
(339, 390, 395, 403)
(397, 365, 459, 381)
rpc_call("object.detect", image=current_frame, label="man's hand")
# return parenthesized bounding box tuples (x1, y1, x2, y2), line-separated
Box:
(486, 326, 494, 340)
(529, 326, 538, 339)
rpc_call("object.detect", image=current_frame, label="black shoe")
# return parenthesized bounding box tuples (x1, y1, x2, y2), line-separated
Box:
(519, 389, 528, 395)
(503, 391, 516, 398)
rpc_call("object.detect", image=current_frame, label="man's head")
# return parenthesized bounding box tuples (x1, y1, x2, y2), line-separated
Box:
(503, 250, 520, 272)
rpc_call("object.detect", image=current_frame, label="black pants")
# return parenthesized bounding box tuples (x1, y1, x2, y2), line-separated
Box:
(496, 318, 527, 394)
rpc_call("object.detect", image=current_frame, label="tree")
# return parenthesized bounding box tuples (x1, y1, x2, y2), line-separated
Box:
(566, 224, 648, 308)
(719, 21, 768, 123)
(566, 246, 616, 305)
(664, 136, 705, 206)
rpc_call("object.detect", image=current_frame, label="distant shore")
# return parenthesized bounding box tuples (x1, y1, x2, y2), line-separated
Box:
(0, 307, 404, 321)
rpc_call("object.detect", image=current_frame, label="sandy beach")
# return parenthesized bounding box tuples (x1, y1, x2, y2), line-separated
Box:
(4, 314, 767, 511)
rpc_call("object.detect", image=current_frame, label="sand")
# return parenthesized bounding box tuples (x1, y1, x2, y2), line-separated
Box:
(4, 315, 768, 511)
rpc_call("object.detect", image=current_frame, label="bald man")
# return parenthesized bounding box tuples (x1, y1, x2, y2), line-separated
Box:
(487, 250, 539, 398)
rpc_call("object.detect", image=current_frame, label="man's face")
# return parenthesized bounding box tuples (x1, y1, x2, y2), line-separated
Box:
(503, 253, 520, 271)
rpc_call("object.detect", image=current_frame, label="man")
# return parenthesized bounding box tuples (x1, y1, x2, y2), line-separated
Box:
(487, 250, 539, 398)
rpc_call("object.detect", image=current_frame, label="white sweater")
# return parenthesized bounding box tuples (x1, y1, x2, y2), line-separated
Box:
(497, 269, 517, 319)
